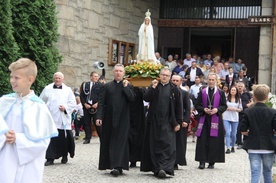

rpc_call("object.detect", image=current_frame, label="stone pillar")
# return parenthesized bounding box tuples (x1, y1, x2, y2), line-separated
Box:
(258, 0, 273, 86)
(271, 1, 276, 93)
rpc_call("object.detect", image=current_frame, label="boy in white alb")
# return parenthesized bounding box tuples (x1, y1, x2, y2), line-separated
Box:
(0, 58, 58, 183)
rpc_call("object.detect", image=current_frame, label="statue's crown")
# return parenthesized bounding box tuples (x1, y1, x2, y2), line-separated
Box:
(145, 9, 151, 18)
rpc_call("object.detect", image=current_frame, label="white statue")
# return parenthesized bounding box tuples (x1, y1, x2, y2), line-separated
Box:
(137, 9, 157, 64)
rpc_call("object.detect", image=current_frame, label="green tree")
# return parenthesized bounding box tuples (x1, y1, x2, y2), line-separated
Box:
(11, 0, 62, 94)
(0, 0, 20, 96)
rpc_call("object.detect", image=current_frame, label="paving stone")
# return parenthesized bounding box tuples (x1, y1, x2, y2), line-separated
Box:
(44, 136, 253, 183)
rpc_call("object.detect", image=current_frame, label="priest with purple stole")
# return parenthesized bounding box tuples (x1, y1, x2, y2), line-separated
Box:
(195, 73, 227, 169)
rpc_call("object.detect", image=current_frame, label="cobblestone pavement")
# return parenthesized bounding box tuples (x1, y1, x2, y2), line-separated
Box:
(43, 134, 252, 183)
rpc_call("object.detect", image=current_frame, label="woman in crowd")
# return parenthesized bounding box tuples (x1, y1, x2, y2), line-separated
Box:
(222, 84, 229, 97)
(223, 86, 243, 154)
(172, 59, 184, 75)
(212, 56, 224, 74)
(165, 55, 177, 71)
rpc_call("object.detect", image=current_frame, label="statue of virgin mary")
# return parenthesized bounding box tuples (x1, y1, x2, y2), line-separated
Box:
(137, 9, 157, 64)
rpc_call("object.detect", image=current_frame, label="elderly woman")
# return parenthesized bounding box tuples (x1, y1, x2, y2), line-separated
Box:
(165, 55, 177, 71)
(213, 56, 224, 74)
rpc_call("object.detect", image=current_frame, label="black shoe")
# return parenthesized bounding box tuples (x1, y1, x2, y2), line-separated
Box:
(118, 168, 123, 174)
(110, 169, 120, 177)
(129, 162, 136, 168)
(198, 162, 205, 169)
(83, 139, 90, 144)
(231, 147, 235, 153)
(158, 170, 166, 178)
(226, 149, 231, 154)
(44, 160, 54, 166)
(207, 163, 215, 169)
(174, 164, 178, 170)
(61, 156, 68, 164)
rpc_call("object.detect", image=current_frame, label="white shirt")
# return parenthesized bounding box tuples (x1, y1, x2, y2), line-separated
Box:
(189, 83, 202, 99)
(228, 73, 234, 86)
(190, 67, 197, 82)
(223, 99, 242, 122)
(183, 58, 195, 67)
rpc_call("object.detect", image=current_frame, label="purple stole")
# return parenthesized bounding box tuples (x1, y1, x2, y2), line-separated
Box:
(196, 87, 220, 137)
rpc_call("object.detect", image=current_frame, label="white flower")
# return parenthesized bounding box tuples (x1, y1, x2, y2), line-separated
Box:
(267, 93, 276, 109)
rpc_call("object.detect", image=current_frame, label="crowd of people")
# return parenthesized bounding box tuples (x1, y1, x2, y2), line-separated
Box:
(0, 57, 275, 183)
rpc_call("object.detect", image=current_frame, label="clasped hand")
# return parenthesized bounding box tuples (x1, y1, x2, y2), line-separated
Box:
(5, 130, 16, 144)
(204, 108, 218, 115)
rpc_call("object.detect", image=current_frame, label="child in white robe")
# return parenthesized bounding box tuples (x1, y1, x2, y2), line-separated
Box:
(0, 58, 58, 183)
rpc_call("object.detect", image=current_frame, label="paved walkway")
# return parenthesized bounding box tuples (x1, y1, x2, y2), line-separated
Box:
(43, 133, 256, 183)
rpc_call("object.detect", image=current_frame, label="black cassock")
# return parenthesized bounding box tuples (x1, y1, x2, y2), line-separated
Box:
(96, 80, 136, 170)
(175, 89, 191, 166)
(129, 87, 146, 163)
(195, 88, 227, 163)
(141, 83, 183, 175)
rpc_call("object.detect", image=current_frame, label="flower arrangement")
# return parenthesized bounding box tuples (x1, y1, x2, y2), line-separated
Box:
(266, 93, 276, 109)
(125, 62, 164, 78)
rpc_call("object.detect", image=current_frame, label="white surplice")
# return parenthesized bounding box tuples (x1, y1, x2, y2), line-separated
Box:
(39, 83, 76, 130)
(0, 91, 58, 183)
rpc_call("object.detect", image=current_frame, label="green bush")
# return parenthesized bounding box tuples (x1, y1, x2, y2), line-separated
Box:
(0, 0, 20, 96)
(0, 0, 62, 95)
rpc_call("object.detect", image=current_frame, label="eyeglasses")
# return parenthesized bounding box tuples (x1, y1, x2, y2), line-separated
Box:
(171, 80, 180, 82)
(160, 74, 170, 77)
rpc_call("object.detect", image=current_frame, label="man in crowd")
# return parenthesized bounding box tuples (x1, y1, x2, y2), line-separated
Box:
(40, 72, 76, 166)
(189, 76, 202, 99)
(155, 52, 166, 65)
(80, 71, 103, 144)
(185, 61, 204, 87)
(171, 74, 191, 169)
(195, 73, 227, 169)
(236, 81, 254, 149)
(204, 54, 213, 66)
(219, 62, 229, 86)
(183, 53, 195, 67)
(235, 70, 249, 91)
(140, 68, 183, 178)
(96, 64, 136, 177)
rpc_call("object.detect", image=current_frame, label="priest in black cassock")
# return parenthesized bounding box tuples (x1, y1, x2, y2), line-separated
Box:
(195, 73, 227, 169)
(140, 68, 183, 179)
(171, 75, 191, 169)
(96, 64, 136, 177)
(128, 87, 146, 168)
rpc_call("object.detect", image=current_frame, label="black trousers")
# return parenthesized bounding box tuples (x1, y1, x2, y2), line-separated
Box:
(83, 108, 102, 140)
(236, 113, 247, 145)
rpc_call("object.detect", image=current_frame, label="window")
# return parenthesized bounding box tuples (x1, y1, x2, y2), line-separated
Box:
(160, 0, 262, 19)
(108, 39, 136, 66)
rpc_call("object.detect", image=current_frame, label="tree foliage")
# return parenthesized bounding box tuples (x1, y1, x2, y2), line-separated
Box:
(0, 0, 20, 96)
(0, 0, 62, 96)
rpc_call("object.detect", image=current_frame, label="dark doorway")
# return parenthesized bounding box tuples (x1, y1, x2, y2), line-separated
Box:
(190, 28, 233, 60)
